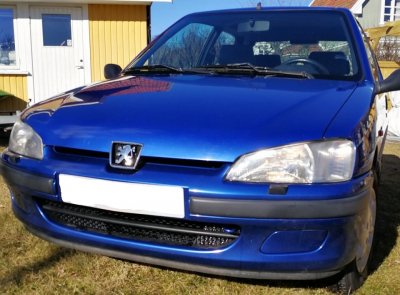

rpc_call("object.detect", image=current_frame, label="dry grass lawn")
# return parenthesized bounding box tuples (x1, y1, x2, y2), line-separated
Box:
(1, 138, 400, 294)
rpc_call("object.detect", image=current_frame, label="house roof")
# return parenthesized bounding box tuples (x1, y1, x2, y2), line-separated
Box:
(309, 0, 366, 14)
(310, 0, 358, 9)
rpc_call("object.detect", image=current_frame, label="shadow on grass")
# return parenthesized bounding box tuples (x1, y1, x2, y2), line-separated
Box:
(143, 264, 339, 291)
(0, 247, 76, 286)
(369, 153, 400, 274)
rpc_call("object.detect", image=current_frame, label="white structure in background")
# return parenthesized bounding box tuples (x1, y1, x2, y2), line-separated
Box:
(388, 92, 400, 140)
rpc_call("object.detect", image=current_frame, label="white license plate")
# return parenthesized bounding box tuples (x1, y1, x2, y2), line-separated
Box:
(59, 174, 185, 218)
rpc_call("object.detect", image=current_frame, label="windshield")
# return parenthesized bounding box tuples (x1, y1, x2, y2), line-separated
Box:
(128, 10, 362, 81)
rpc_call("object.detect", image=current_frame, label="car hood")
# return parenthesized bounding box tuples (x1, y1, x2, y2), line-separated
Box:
(23, 74, 358, 162)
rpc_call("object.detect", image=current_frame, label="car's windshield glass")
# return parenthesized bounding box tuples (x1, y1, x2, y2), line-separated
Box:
(128, 10, 361, 81)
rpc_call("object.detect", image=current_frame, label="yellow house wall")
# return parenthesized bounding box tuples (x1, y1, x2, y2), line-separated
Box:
(0, 75, 28, 111)
(88, 4, 148, 82)
(378, 61, 400, 79)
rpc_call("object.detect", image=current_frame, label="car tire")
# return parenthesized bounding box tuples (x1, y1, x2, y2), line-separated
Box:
(336, 260, 366, 294)
(336, 170, 379, 294)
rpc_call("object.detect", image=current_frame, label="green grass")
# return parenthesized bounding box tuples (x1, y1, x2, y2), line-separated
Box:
(1, 138, 400, 294)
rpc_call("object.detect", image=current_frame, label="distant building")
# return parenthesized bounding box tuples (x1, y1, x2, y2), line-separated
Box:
(310, 0, 400, 29)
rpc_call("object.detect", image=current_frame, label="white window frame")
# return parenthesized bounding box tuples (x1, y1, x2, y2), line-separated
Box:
(0, 5, 19, 70)
(381, 0, 400, 24)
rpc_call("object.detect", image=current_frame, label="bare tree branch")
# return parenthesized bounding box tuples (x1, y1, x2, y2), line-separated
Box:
(1, 33, 15, 51)
(375, 37, 400, 62)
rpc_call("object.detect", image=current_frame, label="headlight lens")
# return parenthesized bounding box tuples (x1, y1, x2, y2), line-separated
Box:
(9, 119, 43, 160)
(225, 140, 355, 184)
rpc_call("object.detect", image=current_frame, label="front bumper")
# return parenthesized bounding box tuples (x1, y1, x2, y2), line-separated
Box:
(0, 149, 374, 280)
(25, 224, 340, 280)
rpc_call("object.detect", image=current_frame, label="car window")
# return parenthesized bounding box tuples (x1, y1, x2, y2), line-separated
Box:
(146, 23, 213, 69)
(364, 39, 380, 81)
(131, 11, 362, 81)
(249, 41, 355, 74)
(356, 20, 381, 81)
(213, 32, 235, 63)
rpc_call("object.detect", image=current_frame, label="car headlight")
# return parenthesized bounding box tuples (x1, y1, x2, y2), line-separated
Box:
(9, 119, 43, 160)
(225, 140, 355, 184)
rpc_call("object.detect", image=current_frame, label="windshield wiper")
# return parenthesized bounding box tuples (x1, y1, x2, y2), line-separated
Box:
(124, 64, 215, 75)
(193, 63, 314, 79)
(124, 64, 185, 74)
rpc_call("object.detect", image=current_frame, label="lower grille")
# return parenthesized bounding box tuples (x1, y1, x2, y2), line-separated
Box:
(37, 199, 241, 249)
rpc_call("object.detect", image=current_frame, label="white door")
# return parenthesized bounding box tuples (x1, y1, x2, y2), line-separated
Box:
(30, 7, 86, 103)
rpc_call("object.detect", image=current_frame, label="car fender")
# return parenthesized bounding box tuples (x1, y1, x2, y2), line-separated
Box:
(323, 81, 380, 178)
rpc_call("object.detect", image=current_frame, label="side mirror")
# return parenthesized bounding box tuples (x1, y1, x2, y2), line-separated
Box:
(104, 64, 122, 79)
(375, 69, 400, 95)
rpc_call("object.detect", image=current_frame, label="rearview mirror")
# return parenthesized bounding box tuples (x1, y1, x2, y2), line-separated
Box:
(104, 64, 122, 79)
(375, 69, 400, 95)
(238, 20, 270, 32)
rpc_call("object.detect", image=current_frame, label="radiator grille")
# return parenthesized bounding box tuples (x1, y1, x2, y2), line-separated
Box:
(53, 146, 226, 169)
(38, 199, 240, 249)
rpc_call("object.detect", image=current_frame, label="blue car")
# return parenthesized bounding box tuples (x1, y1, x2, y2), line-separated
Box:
(2, 7, 400, 293)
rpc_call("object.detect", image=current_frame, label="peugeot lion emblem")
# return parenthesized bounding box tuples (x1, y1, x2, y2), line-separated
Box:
(110, 142, 143, 170)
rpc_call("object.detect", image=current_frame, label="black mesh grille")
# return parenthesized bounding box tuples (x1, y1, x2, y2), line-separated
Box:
(37, 200, 240, 249)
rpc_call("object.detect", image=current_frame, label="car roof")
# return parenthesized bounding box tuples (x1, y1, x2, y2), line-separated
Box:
(185, 6, 351, 17)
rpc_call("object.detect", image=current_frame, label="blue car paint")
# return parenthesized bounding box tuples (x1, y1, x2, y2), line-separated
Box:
(2, 140, 375, 274)
(9, 171, 372, 273)
(1, 7, 386, 280)
(325, 81, 380, 178)
(22, 76, 358, 163)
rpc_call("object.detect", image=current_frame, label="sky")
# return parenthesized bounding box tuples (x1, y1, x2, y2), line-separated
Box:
(151, 0, 312, 36)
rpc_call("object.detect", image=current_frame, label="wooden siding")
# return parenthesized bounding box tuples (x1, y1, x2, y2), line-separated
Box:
(0, 75, 28, 111)
(378, 61, 400, 78)
(88, 4, 148, 82)
(357, 0, 382, 29)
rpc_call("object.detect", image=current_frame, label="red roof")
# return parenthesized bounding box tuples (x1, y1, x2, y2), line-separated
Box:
(310, 0, 358, 9)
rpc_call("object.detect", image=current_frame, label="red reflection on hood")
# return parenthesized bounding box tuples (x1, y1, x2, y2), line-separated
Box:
(80, 76, 173, 97)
